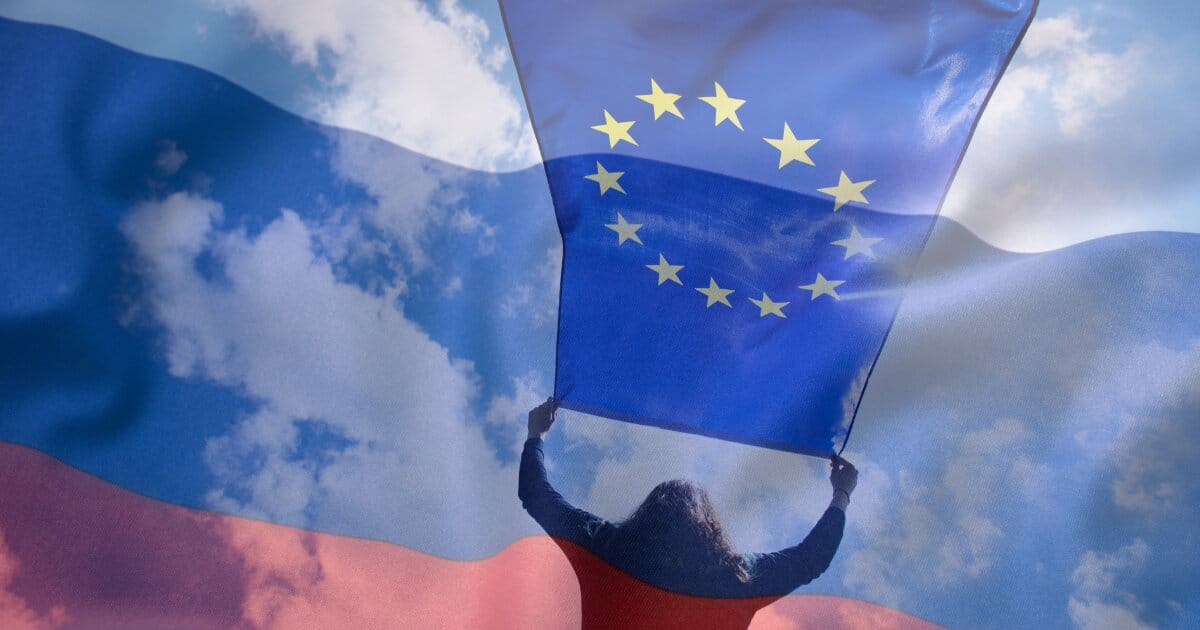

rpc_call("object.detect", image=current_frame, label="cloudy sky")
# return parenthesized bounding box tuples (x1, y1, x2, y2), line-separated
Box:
(1, 1, 1197, 628)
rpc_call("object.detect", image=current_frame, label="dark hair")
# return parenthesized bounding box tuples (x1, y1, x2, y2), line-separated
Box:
(611, 479, 749, 583)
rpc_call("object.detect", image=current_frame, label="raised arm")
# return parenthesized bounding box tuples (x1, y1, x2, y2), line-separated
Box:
(518, 399, 611, 544)
(746, 455, 857, 596)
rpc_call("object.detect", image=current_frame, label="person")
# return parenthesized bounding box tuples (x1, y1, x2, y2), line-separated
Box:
(519, 398, 857, 629)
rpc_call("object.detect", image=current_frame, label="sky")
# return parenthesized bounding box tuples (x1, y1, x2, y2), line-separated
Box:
(1, 1, 1198, 629)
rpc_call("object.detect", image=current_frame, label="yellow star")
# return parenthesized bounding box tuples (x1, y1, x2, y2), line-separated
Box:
(817, 171, 875, 211)
(831, 225, 883, 260)
(763, 123, 819, 168)
(636, 79, 684, 120)
(798, 272, 846, 300)
(605, 212, 643, 245)
(749, 292, 789, 318)
(698, 82, 745, 130)
(646, 253, 684, 285)
(583, 161, 625, 195)
(591, 109, 638, 148)
(695, 277, 734, 308)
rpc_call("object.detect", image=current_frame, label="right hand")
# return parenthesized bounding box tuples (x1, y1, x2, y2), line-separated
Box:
(830, 455, 858, 497)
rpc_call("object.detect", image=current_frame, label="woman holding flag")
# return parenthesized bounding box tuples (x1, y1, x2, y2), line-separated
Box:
(519, 398, 857, 629)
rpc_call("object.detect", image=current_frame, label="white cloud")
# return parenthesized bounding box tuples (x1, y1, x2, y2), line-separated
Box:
(315, 129, 506, 290)
(484, 371, 549, 455)
(1069, 340, 1200, 460)
(154, 140, 188, 176)
(538, 242, 562, 288)
(940, 11, 1200, 252)
(841, 417, 1036, 607)
(485, 372, 545, 427)
(1096, 340, 1200, 515)
(835, 365, 871, 451)
(556, 413, 829, 555)
(500, 243, 561, 328)
(1013, 14, 1143, 136)
(1067, 539, 1153, 630)
(1112, 456, 1182, 514)
(1068, 600, 1154, 630)
(210, 0, 537, 170)
(0, 529, 69, 629)
(442, 275, 464, 296)
(328, 130, 492, 272)
(120, 189, 539, 553)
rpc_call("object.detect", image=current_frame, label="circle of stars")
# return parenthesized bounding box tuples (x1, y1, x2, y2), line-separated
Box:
(588, 77, 884, 320)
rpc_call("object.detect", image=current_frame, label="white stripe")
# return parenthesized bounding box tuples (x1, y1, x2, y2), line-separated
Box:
(8, 5, 1199, 252)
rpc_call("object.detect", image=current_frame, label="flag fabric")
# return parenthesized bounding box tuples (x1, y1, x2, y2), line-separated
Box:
(501, 0, 1037, 455)
(0, 440, 941, 628)
(3, 3, 1200, 629)
(0, 15, 934, 628)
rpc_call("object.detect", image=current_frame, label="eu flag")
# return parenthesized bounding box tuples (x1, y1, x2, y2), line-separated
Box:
(502, 0, 1037, 456)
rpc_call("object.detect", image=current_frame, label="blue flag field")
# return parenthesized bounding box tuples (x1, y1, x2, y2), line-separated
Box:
(502, 0, 1038, 455)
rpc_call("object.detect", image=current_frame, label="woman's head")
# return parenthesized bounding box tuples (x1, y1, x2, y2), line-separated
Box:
(614, 479, 748, 583)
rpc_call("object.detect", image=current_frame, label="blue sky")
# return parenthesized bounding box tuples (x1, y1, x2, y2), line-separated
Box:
(1, 1, 1198, 629)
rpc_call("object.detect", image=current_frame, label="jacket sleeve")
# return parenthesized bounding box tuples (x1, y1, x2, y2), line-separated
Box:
(518, 437, 610, 545)
(744, 506, 846, 596)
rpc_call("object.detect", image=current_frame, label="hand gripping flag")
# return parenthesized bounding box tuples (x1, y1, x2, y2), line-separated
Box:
(502, 0, 1037, 456)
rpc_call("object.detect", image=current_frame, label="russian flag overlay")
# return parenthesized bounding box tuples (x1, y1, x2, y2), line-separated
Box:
(0, 441, 940, 628)
(4, 7, 1200, 630)
(502, 0, 1038, 455)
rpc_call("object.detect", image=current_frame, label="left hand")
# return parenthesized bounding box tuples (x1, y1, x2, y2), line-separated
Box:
(527, 397, 558, 439)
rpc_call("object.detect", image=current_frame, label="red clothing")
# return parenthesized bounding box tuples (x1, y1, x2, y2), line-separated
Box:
(519, 438, 845, 629)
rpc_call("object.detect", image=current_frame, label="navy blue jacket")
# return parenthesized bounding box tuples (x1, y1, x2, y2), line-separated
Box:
(519, 437, 845, 603)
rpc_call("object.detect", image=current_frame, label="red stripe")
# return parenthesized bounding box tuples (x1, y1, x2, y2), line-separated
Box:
(0, 441, 939, 629)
